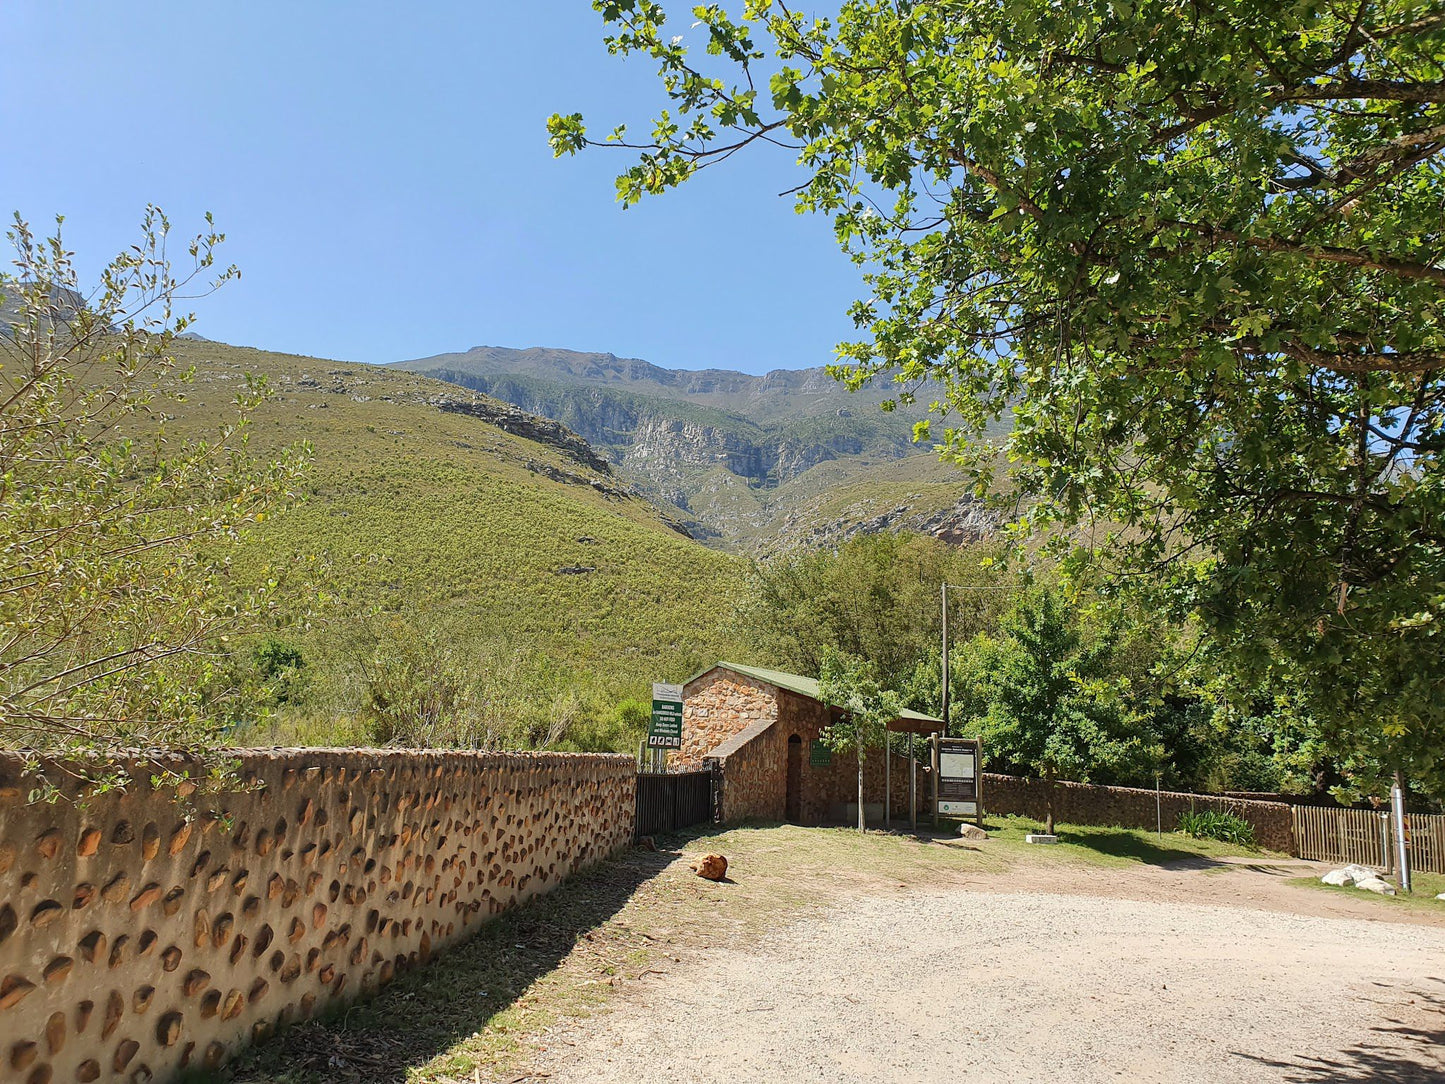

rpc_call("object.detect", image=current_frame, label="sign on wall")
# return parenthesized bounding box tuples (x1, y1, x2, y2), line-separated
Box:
(647, 682, 684, 748)
(809, 739, 832, 768)
(936, 736, 982, 819)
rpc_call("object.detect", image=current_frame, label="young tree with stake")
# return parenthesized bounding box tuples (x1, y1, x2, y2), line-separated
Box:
(819, 645, 905, 831)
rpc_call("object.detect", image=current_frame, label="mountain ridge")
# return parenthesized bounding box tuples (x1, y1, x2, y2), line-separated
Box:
(390, 344, 999, 551)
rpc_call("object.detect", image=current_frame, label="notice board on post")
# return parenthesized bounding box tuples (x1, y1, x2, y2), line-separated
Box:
(936, 736, 983, 823)
(647, 682, 684, 749)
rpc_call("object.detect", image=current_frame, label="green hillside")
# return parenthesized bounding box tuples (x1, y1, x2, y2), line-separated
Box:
(160, 340, 744, 749)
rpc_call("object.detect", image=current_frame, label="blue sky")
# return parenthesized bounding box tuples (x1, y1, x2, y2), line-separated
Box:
(2, 2, 860, 373)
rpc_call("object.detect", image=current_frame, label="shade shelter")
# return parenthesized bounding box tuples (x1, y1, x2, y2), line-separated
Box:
(678, 662, 941, 825)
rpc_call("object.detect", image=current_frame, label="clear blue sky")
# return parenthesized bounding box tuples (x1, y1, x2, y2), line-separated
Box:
(3, 2, 860, 373)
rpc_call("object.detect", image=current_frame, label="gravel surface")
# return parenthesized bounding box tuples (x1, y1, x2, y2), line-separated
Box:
(535, 888, 1445, 1083)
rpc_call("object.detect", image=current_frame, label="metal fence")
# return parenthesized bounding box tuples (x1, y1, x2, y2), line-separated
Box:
(635, 769, 714, 840)
(1291, 804, 1445, 874)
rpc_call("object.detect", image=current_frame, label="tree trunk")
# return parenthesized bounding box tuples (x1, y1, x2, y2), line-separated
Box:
(857, 744, 865, 831)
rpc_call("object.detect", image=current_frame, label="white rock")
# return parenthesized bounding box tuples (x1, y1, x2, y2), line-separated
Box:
(1355, 877, 1397, 896)
(1025, 834, 1059, 845)
(1320, 869, 1354, 886)
(1341, 864, 1377, 883)
(1435, 892, 1445, 901)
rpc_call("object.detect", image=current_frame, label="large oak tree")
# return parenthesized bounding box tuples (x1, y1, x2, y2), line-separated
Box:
(552, 0, 1445, 796)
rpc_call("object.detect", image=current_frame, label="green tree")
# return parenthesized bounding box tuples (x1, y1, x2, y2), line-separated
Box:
(740, 533, 1008, 688)
(0, 210, 309, 796)
(554, 1, 1445, 799)
(818, 645, 904, 830)
(962, 590, 1150, 832)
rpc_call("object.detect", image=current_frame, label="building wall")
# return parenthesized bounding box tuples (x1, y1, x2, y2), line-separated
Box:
(0, 749, 634, 1084)
(982, 773, 1294, 852)
(676, 672, 778, 768)
(707, 688, 931, 825)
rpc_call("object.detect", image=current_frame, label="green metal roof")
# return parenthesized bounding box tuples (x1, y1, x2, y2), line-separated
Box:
(699, 661, 943, 725)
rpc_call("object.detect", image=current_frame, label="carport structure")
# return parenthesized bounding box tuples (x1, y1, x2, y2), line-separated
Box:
(677, 662, 941, 825)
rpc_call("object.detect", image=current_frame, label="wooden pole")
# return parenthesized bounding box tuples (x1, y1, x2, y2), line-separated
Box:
(940, 584, 950, 736)
(909, 733, 917, 830)
(885, 734, 892, 829)
(931, 732, 940, 831)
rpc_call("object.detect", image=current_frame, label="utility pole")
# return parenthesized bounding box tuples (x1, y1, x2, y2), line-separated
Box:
(940, 584, 950, 736)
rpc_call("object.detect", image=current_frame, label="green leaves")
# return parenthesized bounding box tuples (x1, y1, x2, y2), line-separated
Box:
(0, 212, 311, 796)
(560, 0, 1445, 798)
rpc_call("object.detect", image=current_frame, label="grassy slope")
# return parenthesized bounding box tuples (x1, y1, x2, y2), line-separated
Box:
(162, 340, 744, 741)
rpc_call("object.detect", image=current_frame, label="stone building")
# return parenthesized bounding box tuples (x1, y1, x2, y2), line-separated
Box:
(679, 662, 942, 824)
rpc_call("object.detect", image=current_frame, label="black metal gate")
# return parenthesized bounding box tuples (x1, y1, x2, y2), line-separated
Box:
(635, 770, 714, 839)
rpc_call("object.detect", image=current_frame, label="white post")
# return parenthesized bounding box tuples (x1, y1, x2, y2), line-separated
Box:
(1392, 773, 1412, 893)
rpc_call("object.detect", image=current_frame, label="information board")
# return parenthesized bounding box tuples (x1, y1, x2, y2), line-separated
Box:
(936, 736, 982, 819)
(647, 682, 684, 749)
(809, 739, 832, 768)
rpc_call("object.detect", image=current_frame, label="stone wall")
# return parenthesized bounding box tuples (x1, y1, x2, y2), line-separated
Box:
(0, 749, 634, 1084)
(676, 672, 778, 769)
(983, 773, 1294, 852)
(705, 687, 931, 826)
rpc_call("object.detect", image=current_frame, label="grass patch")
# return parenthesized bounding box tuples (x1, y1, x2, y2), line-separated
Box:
(981, 814, 1270, 868)
(1290, 869, 1445, 916)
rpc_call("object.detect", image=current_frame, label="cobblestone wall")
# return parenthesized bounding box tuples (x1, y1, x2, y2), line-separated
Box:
(0, 749, 634, 1084)
(982, 772, 1293, 851)
(676, 673, 777, 769)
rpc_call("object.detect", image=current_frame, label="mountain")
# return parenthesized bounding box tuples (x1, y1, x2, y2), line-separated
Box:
(157, 339, 743, 738)
(390, 346, 1003, 550)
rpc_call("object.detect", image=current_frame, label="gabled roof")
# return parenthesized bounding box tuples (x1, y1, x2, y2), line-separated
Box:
(692, 661, 943, 727)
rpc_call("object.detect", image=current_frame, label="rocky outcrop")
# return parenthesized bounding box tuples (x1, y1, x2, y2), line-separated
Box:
(781, 495, 1002, 551)
(427, 395, 611, 474)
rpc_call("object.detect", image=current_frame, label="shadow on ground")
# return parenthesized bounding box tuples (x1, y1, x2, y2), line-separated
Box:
(1055, 828, 1235, 869)
(1230, 979, 1445, 1082)
(222, 828, 713, 1083)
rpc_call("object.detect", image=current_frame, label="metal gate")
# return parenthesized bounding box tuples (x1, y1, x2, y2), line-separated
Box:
(635, 770, 714, 839)
(1291, 805, 1445, 874)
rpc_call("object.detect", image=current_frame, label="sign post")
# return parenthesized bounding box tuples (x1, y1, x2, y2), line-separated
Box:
(646, 682, 684, 767)
(936, 736, 983, 827)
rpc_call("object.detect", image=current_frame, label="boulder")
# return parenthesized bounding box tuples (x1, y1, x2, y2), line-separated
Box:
(691, 853, 728, 881)
(1436, 892, 1445, 901)
(1355, 877, 1397, 896)
(957, 824, 989, 841)
(1320, 869, 1354, 886)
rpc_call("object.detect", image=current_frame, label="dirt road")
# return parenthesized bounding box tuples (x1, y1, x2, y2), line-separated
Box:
(533, 858, 1445, 1083)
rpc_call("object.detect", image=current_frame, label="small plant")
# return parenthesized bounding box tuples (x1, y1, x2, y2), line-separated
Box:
(1177, 808, 1257, 848)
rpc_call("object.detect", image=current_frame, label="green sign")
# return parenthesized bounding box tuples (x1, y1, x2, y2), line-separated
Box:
(809, 739, 832, 767)
(647, 682, 683, 749)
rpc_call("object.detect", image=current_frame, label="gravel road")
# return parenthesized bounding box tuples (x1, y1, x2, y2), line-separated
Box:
(534, 887, 1445, 1083)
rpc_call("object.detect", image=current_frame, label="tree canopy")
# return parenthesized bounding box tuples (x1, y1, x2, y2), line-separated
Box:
(553, 0, 1445, 795)
(0, 211, 309, 795)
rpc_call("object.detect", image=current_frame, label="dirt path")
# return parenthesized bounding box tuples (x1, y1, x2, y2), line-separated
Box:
(532, 857, 1445, 1083)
